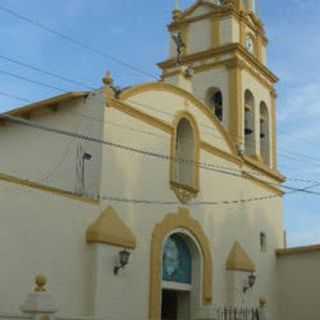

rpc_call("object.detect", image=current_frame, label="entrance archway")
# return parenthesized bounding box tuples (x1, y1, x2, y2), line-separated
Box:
(161, 232, 201, 320)
(149, 208, 213, 320)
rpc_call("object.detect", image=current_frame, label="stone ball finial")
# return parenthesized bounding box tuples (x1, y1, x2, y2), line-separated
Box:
(172, 9, 182, 21)
(34, 274, 47, 292)
(259, 297, 267, 307)
(103, 71, 114, 87)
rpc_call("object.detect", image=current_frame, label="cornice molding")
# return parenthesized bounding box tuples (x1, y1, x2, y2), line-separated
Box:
(158, 44, 278, 84)
(276, 244, 320, 257)
(0, 172, 99, 205)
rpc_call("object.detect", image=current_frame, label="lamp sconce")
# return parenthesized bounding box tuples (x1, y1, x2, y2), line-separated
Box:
(114, 249, 131, 275)
(243, 273, 256, 294)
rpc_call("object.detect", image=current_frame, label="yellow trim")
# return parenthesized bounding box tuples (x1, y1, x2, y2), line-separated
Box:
(149, 208, 213, 320)
(211, 17, 220, 48)
(0, 172, 98, 205)
(109, 97, 244, 169)
(270, 89, 277, 169)
(227, 59, 244, 146)
(242, 155, 286, 182)
(86, 206, 136, 249)
(276, 244, 320, 257)
(109, 98, 173, 135)
(170, 111, 200, 203)
(242, 172, 284, 196)
(119, 82, 238, 156)
(169, 5, 267, 42)
(226, 241, 256, 273)
(111, 83, 285, 182)
(200, 141, 242, 166)
(256, 34, 263, 63)
(158, 44, 278, 84)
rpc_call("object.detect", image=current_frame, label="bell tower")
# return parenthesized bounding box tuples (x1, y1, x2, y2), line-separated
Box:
(158, 0, 278, 170)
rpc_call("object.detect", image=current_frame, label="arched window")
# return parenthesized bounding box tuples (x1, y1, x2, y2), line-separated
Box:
(175, 118, 195, 187)
(260, 102, 270, 165)
(244, 90, 255, 155)
(162, 234, 192, 284)
(206, 88, 223, 122)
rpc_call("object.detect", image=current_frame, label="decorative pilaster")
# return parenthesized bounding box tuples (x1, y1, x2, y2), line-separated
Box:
(226, 58, 245, 148)
(270, 88, 277, 169)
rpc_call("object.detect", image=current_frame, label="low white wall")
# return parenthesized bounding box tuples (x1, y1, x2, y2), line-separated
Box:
(277, 250, 320, 320)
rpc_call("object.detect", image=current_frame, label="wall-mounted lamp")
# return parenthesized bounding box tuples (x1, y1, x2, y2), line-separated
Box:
(243, 273, 256, 294)
(114, 249, 131, 275)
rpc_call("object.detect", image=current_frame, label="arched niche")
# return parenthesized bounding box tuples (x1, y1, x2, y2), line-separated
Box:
(260, 101, 270, 165)
(149, 208, 213, 320)
(170, 112, 200, 204)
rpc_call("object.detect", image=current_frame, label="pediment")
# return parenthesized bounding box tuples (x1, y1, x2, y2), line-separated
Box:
(180, 0, 223, 20)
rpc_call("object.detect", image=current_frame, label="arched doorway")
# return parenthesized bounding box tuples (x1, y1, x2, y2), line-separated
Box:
(161, 233, 201, 320)
(149, 208, 213, 320)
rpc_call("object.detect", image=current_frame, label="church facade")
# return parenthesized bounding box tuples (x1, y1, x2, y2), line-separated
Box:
(1, 1, 314, 320)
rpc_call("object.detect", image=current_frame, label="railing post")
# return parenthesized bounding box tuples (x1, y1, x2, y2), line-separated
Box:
(258, 297, 267, 320)
(20, 275, 58, 320)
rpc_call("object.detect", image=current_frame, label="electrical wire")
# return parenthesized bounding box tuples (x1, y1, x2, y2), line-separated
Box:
(0, 4, 158, 81)
(0, 86, 319, 185)
(0, 54, 96, 91)
(4, 113, 320, 197)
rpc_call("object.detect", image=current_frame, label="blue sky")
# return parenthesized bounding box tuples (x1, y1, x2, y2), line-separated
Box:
(0, 0, 319, 247)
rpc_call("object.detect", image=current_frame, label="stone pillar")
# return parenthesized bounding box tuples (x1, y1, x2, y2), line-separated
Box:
(21, 275, 58, 320)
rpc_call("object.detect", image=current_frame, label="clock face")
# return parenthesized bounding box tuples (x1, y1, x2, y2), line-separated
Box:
(245, 36, 254, 54)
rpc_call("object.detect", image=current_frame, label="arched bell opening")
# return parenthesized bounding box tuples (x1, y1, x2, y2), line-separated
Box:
(161, 231, 202, 320)
(206, 87, 223, 123)
(260, 102, 270, 166)
(244, 90, 255, 156)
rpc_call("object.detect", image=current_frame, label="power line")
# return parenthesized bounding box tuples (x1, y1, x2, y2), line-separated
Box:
(0, 54, 96, 91)
(0, 69, 69, 93)
(3, 113, 320, 195)
(0, 4, 158, 81)
(0, 90, 31, 103)
(0, 85, 318, 185)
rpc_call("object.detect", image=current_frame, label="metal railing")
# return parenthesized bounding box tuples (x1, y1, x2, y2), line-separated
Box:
(215, 307, 260, 320)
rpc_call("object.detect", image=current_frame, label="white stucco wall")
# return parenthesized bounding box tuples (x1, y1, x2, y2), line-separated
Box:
(0, 92, 104, 197)
(0, 181, 100, 316)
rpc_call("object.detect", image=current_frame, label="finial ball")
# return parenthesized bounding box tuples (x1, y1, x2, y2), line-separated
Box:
(103, 71, 114, 86)
(34, 274, 47, 292)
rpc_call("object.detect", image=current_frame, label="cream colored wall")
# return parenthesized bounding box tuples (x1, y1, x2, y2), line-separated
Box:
(91, 89, 284, 320)
(277, 252, 320, 320)
(0, 180, 100, 316)
(0, 86, 284, 320)
(188, 19, 211, 54)
(220, 17, 239, 45)
(0, 92, 104, 197)
(192, 67, 230, 128)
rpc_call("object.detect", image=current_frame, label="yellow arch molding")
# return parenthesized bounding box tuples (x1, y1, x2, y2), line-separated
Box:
(119, 82, 238, 157)
(149, 208, 213, 320)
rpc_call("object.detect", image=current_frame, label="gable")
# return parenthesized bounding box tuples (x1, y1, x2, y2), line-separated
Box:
(117, 82, 238, 162)
(180, 0, 222, 20)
